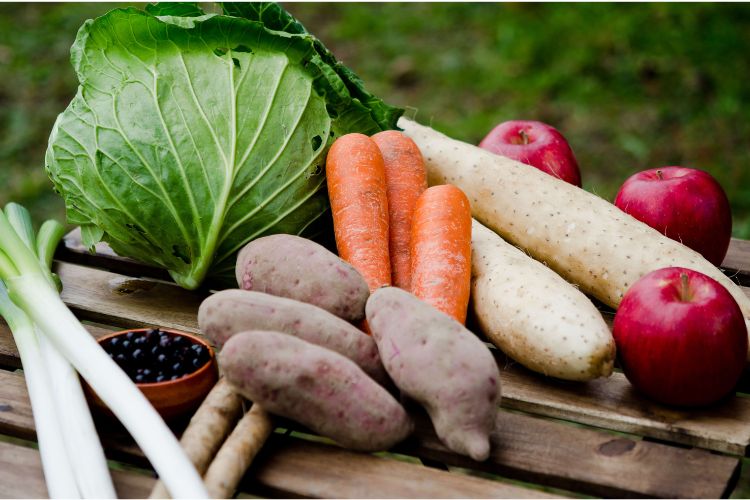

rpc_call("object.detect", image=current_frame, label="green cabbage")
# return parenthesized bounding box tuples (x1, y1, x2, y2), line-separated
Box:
(46, 3, 401, 289)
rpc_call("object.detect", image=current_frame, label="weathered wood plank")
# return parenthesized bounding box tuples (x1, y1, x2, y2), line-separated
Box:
(724, 238, 750, 286)
(0, 366, 739, 499)
(60, 227, 171, 281)
(499, 360, 750, 456)
(56, 262, 205, 334)
(402, 410, 739, 499)
(0, 440, 156, 499)
(0, 321, 116, 370)
(245, 434, 561, 499)
(0, 322, 19, 370)
(0, 368, 34, 441)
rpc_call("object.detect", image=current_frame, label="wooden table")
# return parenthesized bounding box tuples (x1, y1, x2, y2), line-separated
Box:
(2, 232, 750, 498)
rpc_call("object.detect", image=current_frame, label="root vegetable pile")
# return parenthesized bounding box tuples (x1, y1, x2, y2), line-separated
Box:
(173, 111, 749, 499)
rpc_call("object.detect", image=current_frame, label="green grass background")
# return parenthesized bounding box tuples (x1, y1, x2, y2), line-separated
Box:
(2, 3, 750, 496)
(1, 2, 750, 238)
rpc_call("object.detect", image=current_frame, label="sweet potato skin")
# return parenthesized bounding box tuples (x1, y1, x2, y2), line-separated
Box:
(221, 330, 413, 451)
(235, 234, 370, 322)
(366, 287, 500, 461)
(199, 290, 387, 383)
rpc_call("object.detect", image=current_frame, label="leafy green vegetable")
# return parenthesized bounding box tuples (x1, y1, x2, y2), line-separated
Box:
(46, 3, 401, 289)
(221, 2, 309, 34)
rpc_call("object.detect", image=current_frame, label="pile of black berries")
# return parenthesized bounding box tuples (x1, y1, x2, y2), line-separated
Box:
(102, 328, 211, 383)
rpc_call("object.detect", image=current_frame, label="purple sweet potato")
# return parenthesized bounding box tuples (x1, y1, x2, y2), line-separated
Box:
(366, 286, 501, 461)
(199, 289, 387, 384)
(235, 234, 370, 322)
(220, 330, 413, 451)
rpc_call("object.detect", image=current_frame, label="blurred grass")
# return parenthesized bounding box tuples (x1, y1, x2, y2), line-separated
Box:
(1, 3, 750, 237)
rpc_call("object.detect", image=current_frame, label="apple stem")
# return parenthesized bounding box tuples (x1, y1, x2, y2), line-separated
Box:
(519, 129, 530, 145)
(679, 272, 692, 302)
(656, 169, 664, 180)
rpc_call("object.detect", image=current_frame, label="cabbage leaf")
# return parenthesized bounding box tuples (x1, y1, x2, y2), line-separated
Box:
(46, 4, 401, 289)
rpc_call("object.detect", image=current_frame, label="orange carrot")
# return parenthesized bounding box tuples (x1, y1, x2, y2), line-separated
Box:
(372, 131, 427, 290)
(410, 185, 472, 324)
(326, 133, 391, 292)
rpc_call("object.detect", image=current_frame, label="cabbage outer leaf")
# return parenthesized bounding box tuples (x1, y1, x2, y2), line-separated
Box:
(46, 6, 400, 289)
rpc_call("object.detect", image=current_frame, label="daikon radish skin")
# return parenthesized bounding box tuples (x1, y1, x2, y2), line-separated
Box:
(471, 220, 614, 380)
(399, 118, 750, 357)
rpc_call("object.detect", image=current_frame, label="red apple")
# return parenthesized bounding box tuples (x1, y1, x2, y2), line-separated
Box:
(613, 267, 747, 407)
(478, 120, 582, 186)
(614, 166, 731, 267)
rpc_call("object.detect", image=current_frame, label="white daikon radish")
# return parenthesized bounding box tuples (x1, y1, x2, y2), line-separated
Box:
(471, 220, 615, 380)
(400, 118, 750, 357)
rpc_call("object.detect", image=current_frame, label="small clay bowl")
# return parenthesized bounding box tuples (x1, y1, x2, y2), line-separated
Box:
(86, 328, 218, 421)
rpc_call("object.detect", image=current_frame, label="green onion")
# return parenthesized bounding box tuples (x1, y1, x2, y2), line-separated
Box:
(0, 204, 207, 498)
(4, 202, 115, 498)
(0, 282, 79, 498)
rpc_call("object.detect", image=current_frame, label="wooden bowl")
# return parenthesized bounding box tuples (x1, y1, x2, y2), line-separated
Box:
(86, 328, 218, 421)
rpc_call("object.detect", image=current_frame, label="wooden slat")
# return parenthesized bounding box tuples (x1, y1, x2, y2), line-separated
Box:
(499, 360, 750, 456)
(724, 238, 750, 286)
(1, 363, 740, 499)
(59, 227, 171, 281)
(0, 321, 117, 370)
(402, 410, 739, 499)
(245, 434, 561, 499)
(0, 367, 35, 441)
(0, 323, 20, 370)
(0, 440, 155, 499)
(56, 262, 205, 334)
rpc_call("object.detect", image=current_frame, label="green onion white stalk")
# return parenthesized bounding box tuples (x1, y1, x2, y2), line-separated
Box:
(0, 284, 79, 498)
(5, 203, 115, 499)
(39, 337, 116, 498)
(0, 205, 207, 498)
